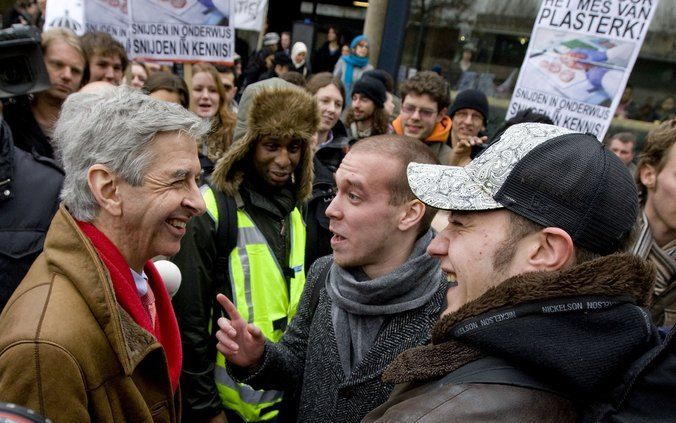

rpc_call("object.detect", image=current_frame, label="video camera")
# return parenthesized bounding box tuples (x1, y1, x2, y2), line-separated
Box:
(0, 24, 51, 99)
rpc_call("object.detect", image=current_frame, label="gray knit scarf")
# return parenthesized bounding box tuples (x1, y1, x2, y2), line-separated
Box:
(326, 229, 441, 376)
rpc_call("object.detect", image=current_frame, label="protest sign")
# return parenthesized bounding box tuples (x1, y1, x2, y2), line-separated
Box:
(234, 0, 267, 31)
(45, 0, 235, 62)
(129, 0, 234, 62)
(86, 0, 129, 47)
(506, 0, 659, 140)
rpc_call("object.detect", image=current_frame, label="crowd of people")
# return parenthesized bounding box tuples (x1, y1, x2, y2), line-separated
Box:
(0, 14, 674, 423)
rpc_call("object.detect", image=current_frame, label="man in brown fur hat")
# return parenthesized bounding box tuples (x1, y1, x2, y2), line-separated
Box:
(363, 123, 664, 422)
(171, 79, 318, 423)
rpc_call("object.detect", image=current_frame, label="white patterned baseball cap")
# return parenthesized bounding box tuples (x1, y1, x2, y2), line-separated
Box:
(407, 122, 639, 255)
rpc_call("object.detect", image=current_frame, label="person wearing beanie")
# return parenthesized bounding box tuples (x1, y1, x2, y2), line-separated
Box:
(290, 41, 310, 77)
(333, 35, 374, 107)
(262, 32, 280, 51)
(393, 71, 454, 164)
(362, 69, 401, 120)
(344, 75, 391, 140)
(448, 88, 489, 166)
(171, 79, 318, 422)
(259, 50, 293, 81)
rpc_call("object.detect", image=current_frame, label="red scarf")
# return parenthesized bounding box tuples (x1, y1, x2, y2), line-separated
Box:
(77, 221, 182, 393)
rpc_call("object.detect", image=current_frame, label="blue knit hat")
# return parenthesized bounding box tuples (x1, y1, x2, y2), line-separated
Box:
(350, 35, 369, 50)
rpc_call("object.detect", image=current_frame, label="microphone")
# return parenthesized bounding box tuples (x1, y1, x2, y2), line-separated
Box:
(154, 260, 182, 298)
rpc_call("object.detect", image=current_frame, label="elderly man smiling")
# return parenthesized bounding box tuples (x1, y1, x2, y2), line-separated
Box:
(0, 86, 209, 422)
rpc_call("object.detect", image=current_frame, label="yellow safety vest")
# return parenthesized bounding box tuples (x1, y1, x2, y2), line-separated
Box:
(203, 187, 306, 422)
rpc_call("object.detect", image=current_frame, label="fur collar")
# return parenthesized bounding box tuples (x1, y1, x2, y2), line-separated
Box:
(211, 85, 318, 203)
(383, 254, 655, 385)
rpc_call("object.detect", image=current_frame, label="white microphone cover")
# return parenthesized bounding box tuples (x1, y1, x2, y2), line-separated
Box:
(154, 260, 182, 298)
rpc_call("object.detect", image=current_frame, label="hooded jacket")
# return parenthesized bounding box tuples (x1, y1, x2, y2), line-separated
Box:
(363, 254, 660, 422)
(171, 81, 319, 420)
(0, 120, 63, 312)
(2, 96, 55, 159)
(392, 115, 453, 165)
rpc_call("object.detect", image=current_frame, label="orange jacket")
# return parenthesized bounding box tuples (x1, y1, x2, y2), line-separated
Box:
(392, 115, 452, 143)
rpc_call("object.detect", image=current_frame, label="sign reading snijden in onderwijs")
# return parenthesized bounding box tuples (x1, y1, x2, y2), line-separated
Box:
(45, 0, 236, 63)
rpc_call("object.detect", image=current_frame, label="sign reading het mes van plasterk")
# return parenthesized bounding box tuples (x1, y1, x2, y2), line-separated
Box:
(507, 0, 658, 140)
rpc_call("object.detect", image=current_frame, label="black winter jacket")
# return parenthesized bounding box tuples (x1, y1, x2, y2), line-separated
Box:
(364, 254, 661, 422)
(0, 119, 63, 312)
(2, 96, 54, 159)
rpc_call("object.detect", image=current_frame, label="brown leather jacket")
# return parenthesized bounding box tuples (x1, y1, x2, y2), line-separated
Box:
(363, 254, 658, 423)
(0, 206, 180, 422)
(363, 357, 577, 422)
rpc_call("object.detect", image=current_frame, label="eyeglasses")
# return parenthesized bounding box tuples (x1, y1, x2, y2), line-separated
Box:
(401, 104, 437, 119)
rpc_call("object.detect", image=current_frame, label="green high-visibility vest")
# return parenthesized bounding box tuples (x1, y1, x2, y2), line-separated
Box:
(203, 187, 306, 422)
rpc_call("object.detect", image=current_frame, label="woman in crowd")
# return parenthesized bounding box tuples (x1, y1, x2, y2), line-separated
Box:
(189, 63, 236, 180)
(304, 72, 348, 268)
(290, 41, 310, 77)
(143, 71, 189, 108)
(126, 61, 149, 89)
(333, 35, 373, 106)
(306, 72, 347, 149)
(313, 26, 342, 74)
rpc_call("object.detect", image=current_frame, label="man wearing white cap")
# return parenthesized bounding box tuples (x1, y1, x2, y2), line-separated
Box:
(363, 123, 664, 422)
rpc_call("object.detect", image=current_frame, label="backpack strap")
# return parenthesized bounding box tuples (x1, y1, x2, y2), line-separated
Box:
(308, 258, 332, 322)
(208, 184, 238, 304)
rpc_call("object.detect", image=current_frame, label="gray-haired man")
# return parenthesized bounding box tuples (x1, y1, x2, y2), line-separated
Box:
(0, 86, 209, 422)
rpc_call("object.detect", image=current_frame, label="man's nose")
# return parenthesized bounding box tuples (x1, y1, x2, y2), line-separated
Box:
(325, 195, 341, 219)
(61, 66, 72, 81)
(427, 231, 449, 258)
(184, 181, 206, 216)
(275, 148, 291, 167)
(104, 67, 115, 81)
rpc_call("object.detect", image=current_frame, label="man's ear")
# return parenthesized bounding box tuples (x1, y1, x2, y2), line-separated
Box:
(639, 164, 656, 189)
(88, 164, 122, 216)
(398, 199, 426, 231)
(437, 107, 448, 123)
(526, 227, 575, 271)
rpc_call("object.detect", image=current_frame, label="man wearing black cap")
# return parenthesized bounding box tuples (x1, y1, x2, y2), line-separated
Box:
(364, 123, 662, 422)
(343, 76, 390, 140)
(448, 88, 489, 166)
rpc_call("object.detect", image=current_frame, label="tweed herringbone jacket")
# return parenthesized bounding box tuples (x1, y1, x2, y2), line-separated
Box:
(230, 255, 447, 423)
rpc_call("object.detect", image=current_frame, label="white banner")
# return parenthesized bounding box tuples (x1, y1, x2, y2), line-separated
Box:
(44, 0, 85, 35)
(85, 0, 129, 48)
(506, 0, 659, 140)
(233, 0, 267, 31)
(45, 0, 235, 62)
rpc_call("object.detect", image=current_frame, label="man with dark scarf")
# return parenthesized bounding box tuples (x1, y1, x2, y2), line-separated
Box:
(215, 135, 447, 422)
(362, 123, 664, 422)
